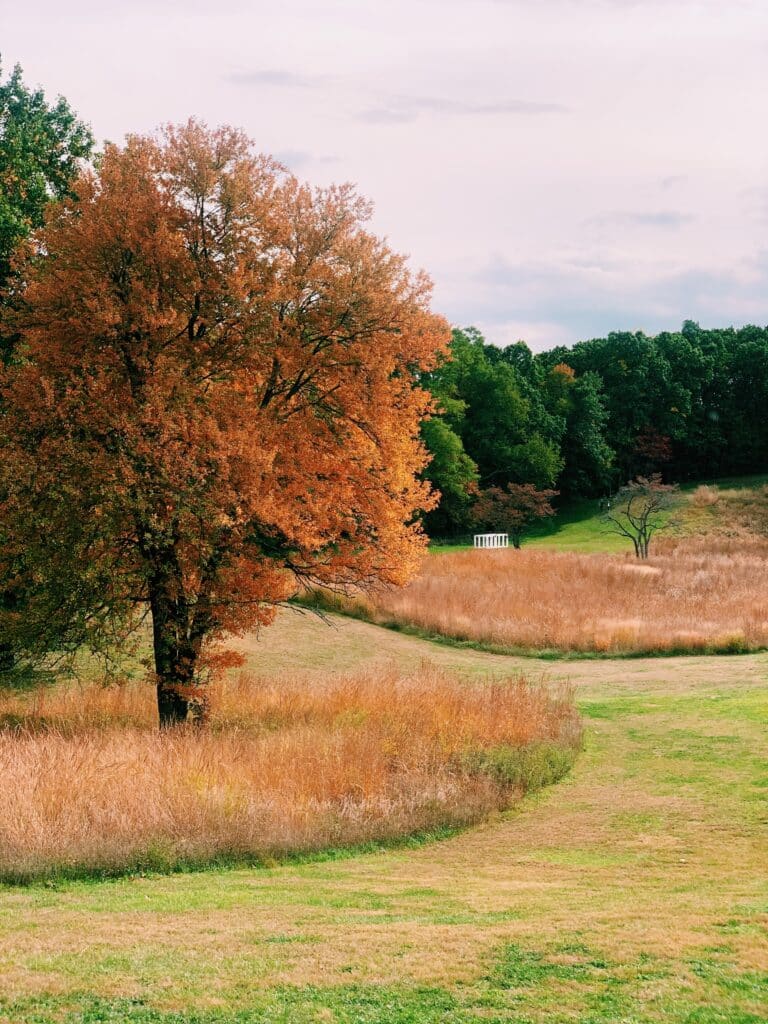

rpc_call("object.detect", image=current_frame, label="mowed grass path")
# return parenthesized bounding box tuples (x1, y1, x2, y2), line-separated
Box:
(1, 611, 766, 1023)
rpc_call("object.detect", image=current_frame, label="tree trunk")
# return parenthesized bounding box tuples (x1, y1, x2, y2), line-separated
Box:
(156, 681, 192, 727)
(148, 569, 209, 728)
(0, 588, 18, 672)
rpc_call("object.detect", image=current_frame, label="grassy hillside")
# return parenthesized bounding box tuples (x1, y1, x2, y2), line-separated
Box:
(525, 496, 624, 552)
(322, 543, 768, 657)
(431, 475, 768, 555)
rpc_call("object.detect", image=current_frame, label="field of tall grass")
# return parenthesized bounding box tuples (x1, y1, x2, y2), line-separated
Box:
(309, 537, 768, 655)
(0, 666, 580, 883)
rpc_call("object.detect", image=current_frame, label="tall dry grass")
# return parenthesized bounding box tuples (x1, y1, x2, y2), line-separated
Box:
(691, 484, 720, 507)
(0, 666, 580, 882)
(320, 539, 768, 655)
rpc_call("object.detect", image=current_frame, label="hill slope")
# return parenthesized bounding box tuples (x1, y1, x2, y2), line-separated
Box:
(432, 475, 768, 554)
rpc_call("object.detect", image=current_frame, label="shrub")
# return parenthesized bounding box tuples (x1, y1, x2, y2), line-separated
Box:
(692, 485, 720, 507)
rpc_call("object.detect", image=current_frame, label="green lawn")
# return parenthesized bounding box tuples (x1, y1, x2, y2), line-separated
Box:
(430, 496, 638, 554)
(1, 612, 766, 1023)
(525, 495, 625, 552)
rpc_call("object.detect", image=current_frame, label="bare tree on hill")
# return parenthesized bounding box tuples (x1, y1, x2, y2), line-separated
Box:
(602, 474, 680, 559)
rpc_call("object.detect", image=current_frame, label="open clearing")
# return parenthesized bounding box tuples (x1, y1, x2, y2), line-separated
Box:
(431, 476, 768, 556)
(307, 538, 768, 656)
(1, 609, 766, 1023)
(321, 483, 768, 659)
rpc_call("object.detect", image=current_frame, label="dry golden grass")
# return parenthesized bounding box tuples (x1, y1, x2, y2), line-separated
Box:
(0, 666, 580, 882)
(329, 538, 768, 654)
(676, 482, 768, 540)
(691, 483, 720, 507)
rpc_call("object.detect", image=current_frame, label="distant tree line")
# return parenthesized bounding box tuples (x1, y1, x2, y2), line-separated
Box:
(422, 323, 768, 536)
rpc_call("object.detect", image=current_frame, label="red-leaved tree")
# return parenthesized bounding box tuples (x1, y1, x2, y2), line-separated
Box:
(0, 121, 449, 725)
(472, 484, 558, 548)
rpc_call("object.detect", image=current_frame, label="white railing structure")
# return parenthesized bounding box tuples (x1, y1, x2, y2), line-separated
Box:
(473, 533, 509, 549)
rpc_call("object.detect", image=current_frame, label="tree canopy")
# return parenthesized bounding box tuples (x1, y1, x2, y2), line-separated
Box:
(602, 475, 680, 559)
(0, 121, 449, 724)
(0, 60, 93, 672)
(473, 483, 557, 548)
(420, 327, 612, 534)
(538, 321, 768, 483)
(0, 59, 93, 344)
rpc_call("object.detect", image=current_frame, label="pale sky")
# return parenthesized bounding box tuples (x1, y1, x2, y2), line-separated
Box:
(3, 0, 767, 349)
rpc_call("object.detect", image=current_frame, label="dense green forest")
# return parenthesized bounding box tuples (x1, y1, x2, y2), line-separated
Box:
(422, 324, 768, 535)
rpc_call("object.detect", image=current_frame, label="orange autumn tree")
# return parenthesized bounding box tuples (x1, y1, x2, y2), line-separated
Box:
(0, 121, 449, 726)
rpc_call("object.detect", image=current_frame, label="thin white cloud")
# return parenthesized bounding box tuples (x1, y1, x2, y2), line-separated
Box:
(226, 70, 320, 88)
(659, 174, 688, 189)
(273, 149, 340, 170)
(586, 210, 695, 229)
(357, 95, 568, 124)
(435, 251, 768, 352)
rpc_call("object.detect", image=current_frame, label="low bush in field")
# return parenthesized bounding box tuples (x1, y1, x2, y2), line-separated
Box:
(307, 539, 768, 655)
(0, 667, 580, 882)
(691, 484, 720, 507)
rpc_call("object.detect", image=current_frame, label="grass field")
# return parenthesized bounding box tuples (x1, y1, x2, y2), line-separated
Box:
(1, 609, 766, 1023)
(305, 538, 768, 657)
(328, 480, 768, 658)
(0, 666, 579, 883)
